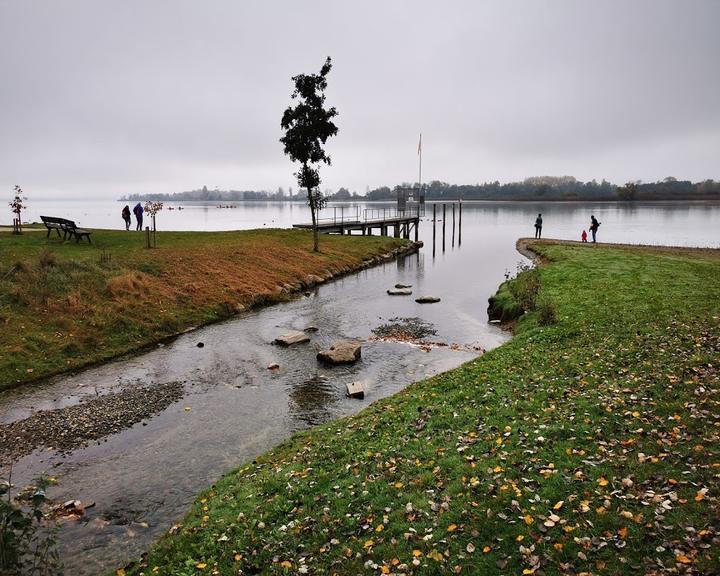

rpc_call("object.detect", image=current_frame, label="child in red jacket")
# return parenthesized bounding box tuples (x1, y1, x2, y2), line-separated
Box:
(581, 229, 588, 243)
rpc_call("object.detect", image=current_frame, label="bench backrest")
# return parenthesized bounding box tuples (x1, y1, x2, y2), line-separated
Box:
(40, 216, 76, 228)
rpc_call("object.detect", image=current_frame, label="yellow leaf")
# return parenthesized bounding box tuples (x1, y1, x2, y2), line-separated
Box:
(695, 489, 707, 501)
(381, 566, 390, 574)
(116, 570, 126, 576)
(447, 524, 457, 532)
(493, 465, 503, 473)
(412, 549, 423, 557)
(553, 500, 564, 510)
(598, 477, 609, 487)
(394, 482, 404, 489)
(427, 550, 444, 562)
(523, 569, 536, 575)
(553, 543, 563, 551)
(618, 527, 628, 539)
(524, 515, 534, 525)
(196, 563, 207, 570)
(482, 545, 491, 553)
(363, 540, 374, 549)
(676, 555, 692, 565)
(516, 535, 525, 541)
(234, 554, 242, 561)
(375, 524, 384, 532)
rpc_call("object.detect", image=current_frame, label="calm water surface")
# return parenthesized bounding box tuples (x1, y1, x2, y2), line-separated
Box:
(1, 200, 718, 574)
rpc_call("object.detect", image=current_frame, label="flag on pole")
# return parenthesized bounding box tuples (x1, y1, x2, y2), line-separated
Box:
(418, 133, 422, 155)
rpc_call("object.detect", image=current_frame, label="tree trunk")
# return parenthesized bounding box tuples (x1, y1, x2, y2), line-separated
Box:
(308, 186, 319, 252)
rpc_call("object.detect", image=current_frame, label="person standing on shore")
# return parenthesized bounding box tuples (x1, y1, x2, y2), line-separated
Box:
(581, 229, 587, 243)
(121, 205, 131, 230)
(133, 202, 144, 231)
(534, 213, 543, 239)
(589, 215, 600, 243)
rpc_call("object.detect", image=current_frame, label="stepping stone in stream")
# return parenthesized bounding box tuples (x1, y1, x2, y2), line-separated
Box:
(317, 341, 362, 365)
(274, 331, 311, 346)
(346, 381, 365, 399)
(415, 296, 441, 304)
(395, 283, 412, 289)
(387, 288, 412, 296)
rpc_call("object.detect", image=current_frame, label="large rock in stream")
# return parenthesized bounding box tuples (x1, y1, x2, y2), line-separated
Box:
(387, 288, 412, 296)
(317, 341, 362, 365)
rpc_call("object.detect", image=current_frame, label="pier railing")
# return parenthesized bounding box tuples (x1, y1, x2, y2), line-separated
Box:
(313, 205, 422, 226)
(314, 206, 360, 225)
(362, 205, 422, 222)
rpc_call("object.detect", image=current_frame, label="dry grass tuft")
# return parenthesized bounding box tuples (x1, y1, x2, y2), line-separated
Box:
(106, 272, 154, 299)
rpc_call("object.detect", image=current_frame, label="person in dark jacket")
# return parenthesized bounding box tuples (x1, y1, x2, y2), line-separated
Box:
(589, 215, 601, 243)
(133, 202, 144, 231)
(534, 213, 543, 239)
(121, 205, 131, 230)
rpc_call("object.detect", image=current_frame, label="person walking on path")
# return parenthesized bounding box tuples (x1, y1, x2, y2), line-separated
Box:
(589, 215, 601, 243)
(534, 213, 543, 239)
(121, 205, 131, 230)
(133, 202, 144, 231)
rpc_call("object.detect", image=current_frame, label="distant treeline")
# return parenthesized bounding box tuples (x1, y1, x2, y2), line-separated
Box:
(121, 177, 720, 203)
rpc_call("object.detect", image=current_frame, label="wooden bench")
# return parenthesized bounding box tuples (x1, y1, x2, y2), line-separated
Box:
(40, 216, 70, 239)
(40, 216, 93, 243)
(64, 221, 92, 243)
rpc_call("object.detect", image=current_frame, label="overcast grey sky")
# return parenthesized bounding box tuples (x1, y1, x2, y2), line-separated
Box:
(1, 0, 718, 199)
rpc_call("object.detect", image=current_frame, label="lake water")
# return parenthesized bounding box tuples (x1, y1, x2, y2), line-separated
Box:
(5, 198, 720, 248)
(1, 199, 718, 575)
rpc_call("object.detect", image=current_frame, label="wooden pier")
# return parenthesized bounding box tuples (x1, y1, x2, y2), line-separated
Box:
(293, 206, 422, 241)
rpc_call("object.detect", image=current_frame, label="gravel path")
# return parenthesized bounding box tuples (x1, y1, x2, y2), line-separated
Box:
(0, 382, 184, 465)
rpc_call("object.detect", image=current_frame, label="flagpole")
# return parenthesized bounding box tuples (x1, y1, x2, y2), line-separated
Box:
(418, 132, 422, 192)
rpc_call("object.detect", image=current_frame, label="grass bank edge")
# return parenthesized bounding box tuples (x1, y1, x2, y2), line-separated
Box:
(123, 240, 719, 575)
(0, 228, 415, 392)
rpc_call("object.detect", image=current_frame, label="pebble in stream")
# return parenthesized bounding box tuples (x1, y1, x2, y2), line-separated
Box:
(0, 382, 184, 465)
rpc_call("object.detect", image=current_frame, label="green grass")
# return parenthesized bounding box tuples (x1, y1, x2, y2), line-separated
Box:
(122, 241, 720, 576)
(0, 226, 407, 391)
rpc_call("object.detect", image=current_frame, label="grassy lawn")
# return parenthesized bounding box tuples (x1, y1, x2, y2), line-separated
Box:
(123, 241, 719, 576)
(0, 226, 406, 390)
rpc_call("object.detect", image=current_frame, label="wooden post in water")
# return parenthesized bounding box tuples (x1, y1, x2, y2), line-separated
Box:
(442, 203, 446, 252)
(452, 203, 456, 247)
(458, 199, 462, 246)
(432, 204, 436, 257)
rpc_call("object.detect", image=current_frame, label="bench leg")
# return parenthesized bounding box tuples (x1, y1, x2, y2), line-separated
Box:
(46, 228, 51, 238)
(56, 228, 62, 238)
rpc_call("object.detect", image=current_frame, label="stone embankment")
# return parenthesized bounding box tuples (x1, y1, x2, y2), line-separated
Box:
(271, 241, 423, 298)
